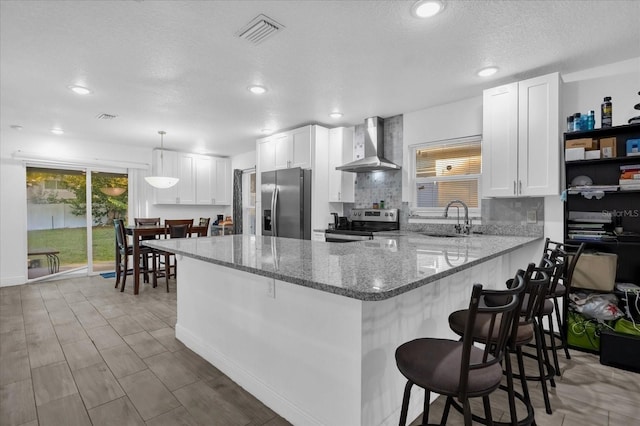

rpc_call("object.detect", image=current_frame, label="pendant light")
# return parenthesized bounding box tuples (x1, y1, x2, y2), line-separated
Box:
(145, 130, 179, 189)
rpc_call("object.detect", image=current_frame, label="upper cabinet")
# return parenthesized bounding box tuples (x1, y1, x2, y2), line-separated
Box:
(195, 156, 231, 205)
(328, 127, 355, 203)
(482, 72, 560, 197)
(153, 149, 230, 205)
(258, 126, 313, 172)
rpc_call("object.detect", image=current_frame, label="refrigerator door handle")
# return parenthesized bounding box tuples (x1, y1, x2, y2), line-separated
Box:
(273, 186, 279, 236)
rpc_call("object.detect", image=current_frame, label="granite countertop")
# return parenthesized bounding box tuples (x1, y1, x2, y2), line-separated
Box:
(144, 233, 540, 301)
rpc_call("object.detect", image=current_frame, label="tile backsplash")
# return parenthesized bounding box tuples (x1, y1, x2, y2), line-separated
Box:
(354, 115, 403, 209)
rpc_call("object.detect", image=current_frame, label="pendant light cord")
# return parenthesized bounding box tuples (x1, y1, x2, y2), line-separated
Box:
(158, 130, 166, 175)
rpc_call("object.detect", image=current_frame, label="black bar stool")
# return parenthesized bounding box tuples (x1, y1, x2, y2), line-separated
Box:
(395, 277, 525, 426)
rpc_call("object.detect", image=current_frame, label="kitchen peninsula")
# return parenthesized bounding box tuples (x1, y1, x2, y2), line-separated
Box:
(145, 233, 540, 426)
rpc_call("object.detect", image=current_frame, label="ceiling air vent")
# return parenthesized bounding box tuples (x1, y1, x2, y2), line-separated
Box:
(96, 113, 117, 120)
(237, 14, 284, 45)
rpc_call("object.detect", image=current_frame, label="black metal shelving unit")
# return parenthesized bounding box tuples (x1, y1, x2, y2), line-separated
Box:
(564, 123, 640, 282)
(564, 124, 640, 371)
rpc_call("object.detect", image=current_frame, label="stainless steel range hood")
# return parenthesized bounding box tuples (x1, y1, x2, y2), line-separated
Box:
(336, 116, 401, 173)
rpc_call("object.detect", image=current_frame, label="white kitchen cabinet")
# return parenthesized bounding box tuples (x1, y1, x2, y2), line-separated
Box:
(258, 126, 313, 173)
(213, 157, 231, 205)
(328, 127, 355, 202)
(176, 152, 196, 204)
(482, 72, 560, 197)
(153, 149, 230, 205)
(152, 149, 195, 204)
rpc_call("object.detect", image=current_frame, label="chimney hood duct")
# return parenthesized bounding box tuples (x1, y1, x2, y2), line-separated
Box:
(336, 116, 401, 173)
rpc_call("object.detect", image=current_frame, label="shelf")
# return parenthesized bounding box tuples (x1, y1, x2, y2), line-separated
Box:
(564, 123, 640, 140)
(566, 238, 640, 245)
(567, 189, 640, 195)
(566, 156, 640, 166)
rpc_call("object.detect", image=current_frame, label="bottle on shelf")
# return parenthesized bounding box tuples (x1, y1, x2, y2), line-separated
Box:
(601, 97, 612, 128)
(573, 113, 582, 131)
(567, 115, 574, 132)
(587, 110, 595, 130)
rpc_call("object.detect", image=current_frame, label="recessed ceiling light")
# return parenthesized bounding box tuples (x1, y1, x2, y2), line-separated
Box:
(329, 112, 343, 119)
(50, 128, 64, 135)
(412, 0, 444, 18)
(477, 66, 499, 77)
(248, 85, 267, 95)
(68, 85, 92, 95)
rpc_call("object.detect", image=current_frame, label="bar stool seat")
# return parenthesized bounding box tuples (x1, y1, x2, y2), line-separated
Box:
(396, 339, 503, 396)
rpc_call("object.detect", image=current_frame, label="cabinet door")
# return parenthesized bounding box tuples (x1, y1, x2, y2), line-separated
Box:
(482, 82, 519, 197)
(176, 152, 195, 204)
(274, 134, 290, 170)
(213, 157, 231, 205)
(195, 155, 214, 205)
(153, 149, 178, 204)
(258, 138, 276, 172)
(328, 127, 355, 202)
(518, 73, 560, 196)
(290, 127, 312, 169)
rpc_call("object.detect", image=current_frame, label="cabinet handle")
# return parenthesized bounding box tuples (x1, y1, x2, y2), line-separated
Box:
(513, 181, 516, 195)
(518, 180, 522, 194)
(176, 197, 180, 204)
(338, 191, 341, 201)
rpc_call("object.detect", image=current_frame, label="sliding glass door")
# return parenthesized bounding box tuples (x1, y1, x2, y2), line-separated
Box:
(26, 166, 128, 279)
(91, 171, 128, 272)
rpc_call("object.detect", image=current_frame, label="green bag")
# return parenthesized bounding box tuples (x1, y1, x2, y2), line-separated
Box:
(614, 317, 640, 336)
(567, 311, 603, 351)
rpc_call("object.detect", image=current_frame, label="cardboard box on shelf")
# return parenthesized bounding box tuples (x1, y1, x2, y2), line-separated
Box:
(572, 252, 618, 291)
(565, 147, 585, 161)
(585, 150, 601, 160)
(566, 138, 596, 150)
(600, 137, 617, 158)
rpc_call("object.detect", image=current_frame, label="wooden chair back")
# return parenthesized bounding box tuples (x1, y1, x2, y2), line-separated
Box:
(165, 219, 193, 238)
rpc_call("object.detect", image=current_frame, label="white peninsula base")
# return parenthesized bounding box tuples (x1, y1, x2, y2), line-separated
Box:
(175, 243, 537, 426)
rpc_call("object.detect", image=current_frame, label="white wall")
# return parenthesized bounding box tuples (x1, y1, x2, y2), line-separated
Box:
(0, 132, 233, 286)
(402, 96, 483, 202)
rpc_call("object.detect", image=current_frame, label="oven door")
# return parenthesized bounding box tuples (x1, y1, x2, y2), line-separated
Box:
(325, 232, 373, 243)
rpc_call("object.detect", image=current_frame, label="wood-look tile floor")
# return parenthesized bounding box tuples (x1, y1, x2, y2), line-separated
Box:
(1, 275, 639, 426)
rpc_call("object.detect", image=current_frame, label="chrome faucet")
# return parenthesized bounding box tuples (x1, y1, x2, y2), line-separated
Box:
(443, 199, 471, 234)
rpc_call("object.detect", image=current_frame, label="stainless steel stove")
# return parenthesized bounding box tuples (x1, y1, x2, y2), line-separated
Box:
(324, 208, 399, 243)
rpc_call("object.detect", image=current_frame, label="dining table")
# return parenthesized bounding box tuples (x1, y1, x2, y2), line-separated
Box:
(125, 224, 208, 295)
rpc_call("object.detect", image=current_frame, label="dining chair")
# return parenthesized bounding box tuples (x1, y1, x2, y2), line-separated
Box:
(395, 277, 524, 426)
(134, 217, 160, 283)
(153, 219, 193, 292)
(113, 219, 154, 292)
(198, 217, 211, 236)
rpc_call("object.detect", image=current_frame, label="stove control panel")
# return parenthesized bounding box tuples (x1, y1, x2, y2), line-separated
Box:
(349, 208, 399, 222)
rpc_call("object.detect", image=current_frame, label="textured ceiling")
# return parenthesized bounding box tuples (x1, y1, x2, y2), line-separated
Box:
(1, 0, 638, 157)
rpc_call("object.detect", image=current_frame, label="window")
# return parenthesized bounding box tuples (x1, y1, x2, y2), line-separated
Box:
(411, 136, 482, 214)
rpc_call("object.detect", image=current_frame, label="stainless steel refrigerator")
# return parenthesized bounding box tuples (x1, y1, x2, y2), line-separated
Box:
(261, 168, 311, 240)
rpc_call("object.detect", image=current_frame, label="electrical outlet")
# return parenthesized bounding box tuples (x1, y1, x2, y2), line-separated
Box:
(527, 210, 537, 224)
(267, 279, 276, 299)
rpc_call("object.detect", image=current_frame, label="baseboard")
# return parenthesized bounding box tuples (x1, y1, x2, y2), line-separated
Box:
(175, 324, 323, 426)
(0, 276, 26, 287)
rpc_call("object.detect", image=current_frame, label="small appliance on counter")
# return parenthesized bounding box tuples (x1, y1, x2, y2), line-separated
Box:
(325, 208, 399, 243)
